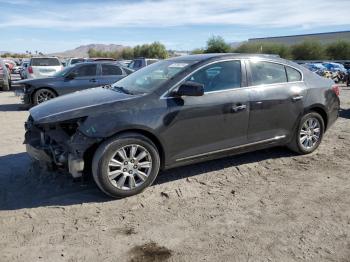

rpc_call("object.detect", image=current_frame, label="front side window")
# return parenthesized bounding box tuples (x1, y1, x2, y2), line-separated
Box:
(72, 64, 97, 77)
(250, 61, 287, 85)
(186, 60, 241, 92)
(102, 65, 123, 76)
(286, 66, 302, 82)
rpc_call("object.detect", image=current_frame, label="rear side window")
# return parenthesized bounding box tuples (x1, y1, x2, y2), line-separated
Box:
(31, 58, 60, 66)
(101, 65, 123, 76)
(250, 61, 287, 85)
(286, 66, 302, 82)
(72, 64, 97, 77)
(187, 60, 241, 92)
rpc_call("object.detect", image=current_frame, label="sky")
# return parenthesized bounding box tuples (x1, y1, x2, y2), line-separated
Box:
(0, 0, 349, 53)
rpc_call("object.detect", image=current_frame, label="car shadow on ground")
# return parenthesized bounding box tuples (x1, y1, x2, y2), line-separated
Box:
(0, 103, 26, 112)
(339, 108, 350, 119)
(0, 147, 295, 211)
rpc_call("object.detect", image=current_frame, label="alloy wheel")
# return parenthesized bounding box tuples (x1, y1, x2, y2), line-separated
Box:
(107, 144, 152, 190)
(299, 117, 321, 150)
(37, 90, 55, 104)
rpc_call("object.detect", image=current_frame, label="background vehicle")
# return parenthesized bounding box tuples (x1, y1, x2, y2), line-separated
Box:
(66, 58, 85, 67)
(128, 58, 159, 70)
(20, 61, 29, 79)
(25, 54, 340, 198)
(26, 57, 63, 79)
(0, 59, 11, 91)
(19, 62, 132, 105)
(86, 58, 117, 63)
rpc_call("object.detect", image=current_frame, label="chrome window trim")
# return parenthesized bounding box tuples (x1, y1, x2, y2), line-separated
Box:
(160, 58, 304, 99)
(247, 58, 304, 85)
(175, 135, 286, 162)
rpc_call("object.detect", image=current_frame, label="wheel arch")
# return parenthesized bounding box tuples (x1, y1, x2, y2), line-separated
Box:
(87, 128, 166, 170)
(31, 87, 59, 103)
(305, 105, 328, 130)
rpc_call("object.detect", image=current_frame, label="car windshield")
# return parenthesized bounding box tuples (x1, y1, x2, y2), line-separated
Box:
(71, 58, 85, 65)
(53, 66, 73, 77)
(111, 60, 195, 94)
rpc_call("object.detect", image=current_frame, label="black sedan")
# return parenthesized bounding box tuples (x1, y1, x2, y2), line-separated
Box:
(25, 54, 340, 198)
(18, 62, 133, 105)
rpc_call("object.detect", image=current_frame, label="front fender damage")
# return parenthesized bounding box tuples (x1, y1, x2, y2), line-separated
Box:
(24, 117, 101, 178)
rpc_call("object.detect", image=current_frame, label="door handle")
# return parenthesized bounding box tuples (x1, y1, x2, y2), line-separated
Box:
(232, 104, 247, 112)
(292, 95, 303, 101)
(90, 79, 97, 83)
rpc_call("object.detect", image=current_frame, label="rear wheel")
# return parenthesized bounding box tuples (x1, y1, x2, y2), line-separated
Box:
(288, 112, 324, 154)
(92, 134, 160, 198)
(33, 88, 57, 105)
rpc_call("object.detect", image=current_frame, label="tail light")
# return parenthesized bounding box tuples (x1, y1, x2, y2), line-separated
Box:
(28, 66, 33, 74)
(0, 65, 3, 72)
(332, 84, 340, 97)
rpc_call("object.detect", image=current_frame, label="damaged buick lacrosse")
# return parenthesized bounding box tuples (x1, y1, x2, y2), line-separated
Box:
(25, 54, 340, 198)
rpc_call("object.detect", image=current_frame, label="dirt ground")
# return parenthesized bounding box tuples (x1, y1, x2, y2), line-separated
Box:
(0, 78, 350, 262)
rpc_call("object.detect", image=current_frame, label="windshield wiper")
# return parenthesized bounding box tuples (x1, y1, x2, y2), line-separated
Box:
(113, 86, 134, 95)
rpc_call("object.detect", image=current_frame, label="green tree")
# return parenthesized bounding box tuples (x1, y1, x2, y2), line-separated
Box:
(191, 48, 205, 54)
(205, 36, 232, 53)
(121, 47, 134, 59)
(235, 42, 291, 59)
(326, 40, 350, 60)
(291, 40, 327, 60)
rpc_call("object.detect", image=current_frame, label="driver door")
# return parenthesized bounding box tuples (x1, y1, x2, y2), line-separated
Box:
(60, 64, 99, 95)
(161, 60, 250, 163)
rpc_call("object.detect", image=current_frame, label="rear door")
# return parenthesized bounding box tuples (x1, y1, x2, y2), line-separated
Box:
(99, 64, 125, 86)
(246, 60, 307, 142)
(59, 64, 98, 95)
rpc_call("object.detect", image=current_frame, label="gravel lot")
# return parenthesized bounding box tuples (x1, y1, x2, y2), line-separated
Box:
(0, 76, 350, 262)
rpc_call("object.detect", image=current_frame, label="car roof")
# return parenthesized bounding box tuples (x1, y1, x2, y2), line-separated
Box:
(168, 53, 284, 62)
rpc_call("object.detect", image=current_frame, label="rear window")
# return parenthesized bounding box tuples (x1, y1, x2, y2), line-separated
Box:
(31, 58, 61, 66)
(71, 58, 85, 65)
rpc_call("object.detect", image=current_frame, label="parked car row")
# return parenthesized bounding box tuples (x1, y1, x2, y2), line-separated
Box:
(18, 61, 133, 105)
(301, 62, 349, 86)
(0, 59, 12, 91)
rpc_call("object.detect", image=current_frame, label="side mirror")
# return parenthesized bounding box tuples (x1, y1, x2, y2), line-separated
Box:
(66, 72, 78, 80)
(175, 81, 204, 97)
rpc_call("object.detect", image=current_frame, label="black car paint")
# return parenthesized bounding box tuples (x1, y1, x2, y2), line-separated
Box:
(19, 62, 130, 105)
(25, 54, 340, 173)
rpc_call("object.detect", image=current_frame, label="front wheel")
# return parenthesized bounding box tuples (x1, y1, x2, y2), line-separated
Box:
(288, 112, 325, 154)
(33, 88, 57, 105)
(92, 134, 160, 198)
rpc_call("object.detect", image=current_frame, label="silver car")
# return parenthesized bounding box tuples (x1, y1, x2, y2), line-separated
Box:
(0, 59, 11, 91)
(26, 57, 63, 79)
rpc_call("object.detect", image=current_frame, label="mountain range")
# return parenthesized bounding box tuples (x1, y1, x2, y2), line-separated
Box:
(49, 44, 127, 58)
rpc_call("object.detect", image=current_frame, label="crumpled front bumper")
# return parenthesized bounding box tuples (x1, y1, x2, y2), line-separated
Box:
(24, 118, 100, 178)
(26, 143, 52, 162)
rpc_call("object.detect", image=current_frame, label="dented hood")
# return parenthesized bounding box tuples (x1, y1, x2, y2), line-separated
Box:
(30, 87, 135, 124)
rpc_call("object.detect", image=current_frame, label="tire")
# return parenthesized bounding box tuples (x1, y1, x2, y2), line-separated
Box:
(92, 133, 161, 198)
(33, 88, 57, 105)
(288, 112, 325, 154)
